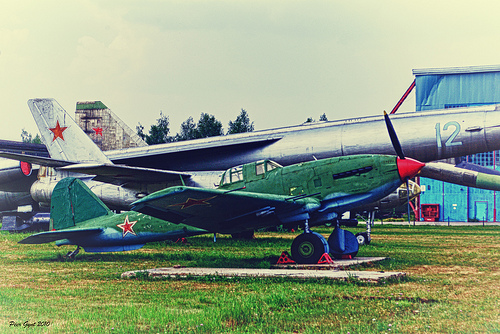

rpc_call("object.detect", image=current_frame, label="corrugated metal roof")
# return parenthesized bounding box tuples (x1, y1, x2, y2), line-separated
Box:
(413, 64, 500, 76)
(414, 68, 500, 111)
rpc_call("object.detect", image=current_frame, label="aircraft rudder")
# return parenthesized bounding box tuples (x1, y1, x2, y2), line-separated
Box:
(51, 177, 111, 230)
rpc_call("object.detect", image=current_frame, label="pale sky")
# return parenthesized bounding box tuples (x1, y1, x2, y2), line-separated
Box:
(1, 1, 500, 141)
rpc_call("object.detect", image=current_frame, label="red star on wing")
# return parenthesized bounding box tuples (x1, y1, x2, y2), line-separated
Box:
(169, 196, 217, 209)
(49, 120, 68, 141)
(116, 215, 138, 237)
(93, 127, 103, 136)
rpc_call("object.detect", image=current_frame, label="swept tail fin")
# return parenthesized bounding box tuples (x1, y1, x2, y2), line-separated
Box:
(28, 98, 111, 164)
(51, 177, 111, 230)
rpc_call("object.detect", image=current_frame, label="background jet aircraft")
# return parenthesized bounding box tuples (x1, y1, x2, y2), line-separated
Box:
(2, 98, 500, 225)
(28, 98, 500, 189)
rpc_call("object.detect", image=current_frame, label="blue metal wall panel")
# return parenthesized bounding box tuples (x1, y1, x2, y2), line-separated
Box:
(496, 191, 499, 222)
(415, 71, 500, 111)
(442, 182, 468, 222)
(468, 187, 494, 221)
(420, 178, 444, 219)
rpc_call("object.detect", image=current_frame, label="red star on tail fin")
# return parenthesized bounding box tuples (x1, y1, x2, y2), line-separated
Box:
(49, 120, 68, 141)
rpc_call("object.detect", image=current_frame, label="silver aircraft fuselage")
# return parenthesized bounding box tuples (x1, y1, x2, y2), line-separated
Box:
(107, 105, 500, 171)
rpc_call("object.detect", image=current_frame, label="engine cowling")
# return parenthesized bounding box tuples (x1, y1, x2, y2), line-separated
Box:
(0, 159, 38, 192)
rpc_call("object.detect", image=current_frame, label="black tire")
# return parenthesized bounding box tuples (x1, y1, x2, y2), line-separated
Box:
(355, 232, 370, 245)
(328, 228, 359, 259)
(291, 232, 329, 264)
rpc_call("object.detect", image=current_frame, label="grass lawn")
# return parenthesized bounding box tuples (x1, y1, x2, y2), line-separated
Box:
(0, 225, 498, 333)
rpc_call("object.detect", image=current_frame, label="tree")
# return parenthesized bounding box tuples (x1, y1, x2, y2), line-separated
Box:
(136, 123, 146, 141)
(175, 113, 224, 141)
(21, 129, 42, 144)
(136, 112, 171, 145)
(197, 113, 223, 138)
(305, 113, 328, 123)
(175, 116, 198, 141)
(228, 109, 254, 134)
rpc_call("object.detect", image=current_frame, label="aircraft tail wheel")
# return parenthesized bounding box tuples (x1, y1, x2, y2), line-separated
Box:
(328, 228, 359, 259)
(291, 232, 329, 264)
(355, 232, 371, 245)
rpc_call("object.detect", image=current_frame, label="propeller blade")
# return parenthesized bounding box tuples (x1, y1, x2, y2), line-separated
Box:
(406, 179, 411, 225)
(384, 111, 405, 160)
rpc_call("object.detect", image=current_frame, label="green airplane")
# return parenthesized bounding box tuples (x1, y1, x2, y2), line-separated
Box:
(18, 152, 424, 262)
(18, 177, 209, 258)
(131, 153, 424, 263)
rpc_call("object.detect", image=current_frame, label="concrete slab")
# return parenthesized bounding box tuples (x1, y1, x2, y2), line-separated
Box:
(271, 256, 389, 270)
(122, 257, 404, 282)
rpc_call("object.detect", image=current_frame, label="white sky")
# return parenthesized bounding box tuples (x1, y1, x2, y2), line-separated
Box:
(1, 0, 500, 141)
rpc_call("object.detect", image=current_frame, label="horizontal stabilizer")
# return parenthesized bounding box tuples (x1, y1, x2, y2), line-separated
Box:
(0, 151, 76, 168)
(83, 244, 145, 253)
(18, 228, 103, 244)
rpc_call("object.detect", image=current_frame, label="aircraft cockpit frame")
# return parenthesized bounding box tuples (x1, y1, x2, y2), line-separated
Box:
(220, 160, 282, 186)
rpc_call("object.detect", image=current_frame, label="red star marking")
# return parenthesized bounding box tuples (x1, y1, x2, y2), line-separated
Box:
(49, 120, 68, 142)
(93, 127, 103, 136)
(169, 196, 217, 209)
(116, 215, 138, 237)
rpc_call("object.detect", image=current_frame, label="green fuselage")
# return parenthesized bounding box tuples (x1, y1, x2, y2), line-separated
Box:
(132, 154, 405, 234)
(219, 154, 401, 207)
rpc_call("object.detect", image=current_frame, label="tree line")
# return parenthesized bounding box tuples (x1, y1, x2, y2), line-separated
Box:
(136, 110, 329, 145)
(136, 109, 255, 145)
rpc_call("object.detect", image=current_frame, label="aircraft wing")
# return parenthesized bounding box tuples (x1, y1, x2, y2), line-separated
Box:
(59, 163, 191, 184)
(0, 151, 192, 184)
(131, 186, 320, 234)
(18, 228, 103, 244)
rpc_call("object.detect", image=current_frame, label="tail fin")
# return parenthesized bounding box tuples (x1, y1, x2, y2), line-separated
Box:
(51, 177, 111, 230)
(28, 98, 111, 164)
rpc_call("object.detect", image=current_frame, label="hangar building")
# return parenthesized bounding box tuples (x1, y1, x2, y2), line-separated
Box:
(414, 65, 500, 222)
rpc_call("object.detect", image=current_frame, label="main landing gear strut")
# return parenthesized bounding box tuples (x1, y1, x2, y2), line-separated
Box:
(290, 220, 359, 264)
(65, 246, 81, 259)
(355, 211, 374, 246)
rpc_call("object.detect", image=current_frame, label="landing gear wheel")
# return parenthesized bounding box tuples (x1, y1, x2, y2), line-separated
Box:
(291, 232, 329, 264)
(355, 232, 371, 245)
(328, 228, 359, 259)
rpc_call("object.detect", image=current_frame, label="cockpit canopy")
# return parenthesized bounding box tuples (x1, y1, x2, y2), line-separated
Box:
(220, 160, 282, 186)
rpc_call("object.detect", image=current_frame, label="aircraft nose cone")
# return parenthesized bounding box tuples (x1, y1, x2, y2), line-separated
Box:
(397, 157, 425, 181)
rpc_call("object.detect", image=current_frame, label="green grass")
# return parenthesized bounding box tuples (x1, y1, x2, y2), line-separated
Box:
(0, 225, 499, 333)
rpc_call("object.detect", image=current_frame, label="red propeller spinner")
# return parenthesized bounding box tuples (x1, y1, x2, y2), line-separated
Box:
(397, 157, 425, 181)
